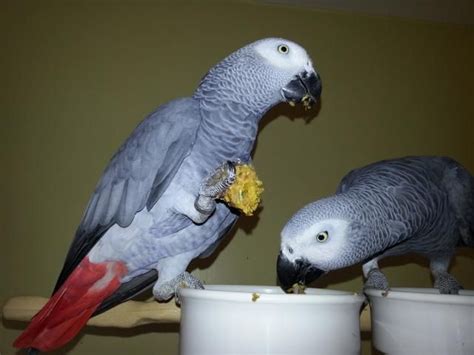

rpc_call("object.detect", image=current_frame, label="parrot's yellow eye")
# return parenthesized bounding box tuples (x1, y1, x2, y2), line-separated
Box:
(316, 231, 329, 243)
(277, 44, 289, 54)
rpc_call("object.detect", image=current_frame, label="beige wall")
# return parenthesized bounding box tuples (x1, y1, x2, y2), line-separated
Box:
(1, 1, 473, 354)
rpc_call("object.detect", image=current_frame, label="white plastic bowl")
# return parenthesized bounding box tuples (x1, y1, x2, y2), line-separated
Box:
(179, 285, 365, 355)
(366, 288, 474, 355)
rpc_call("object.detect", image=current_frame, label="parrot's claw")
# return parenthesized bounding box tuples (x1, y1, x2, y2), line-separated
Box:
(364, 269, 390, 295)
(201, 161, 237, 198)
(153, 272, 204, 305)
(434, 273, 462, 294)
(195, 161, 237, 215)
(173, 272, 205, 305)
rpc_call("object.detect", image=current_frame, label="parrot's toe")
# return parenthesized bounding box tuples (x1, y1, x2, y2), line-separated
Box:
(174, 272, 205, 305)
(194, 161, 237, 218)
(153, 272, 204, 304)
(153, 281, 176, 302)
(364, 269, 390, 293)
(200, 161, 237, 199)
(434, 273, 463, 295)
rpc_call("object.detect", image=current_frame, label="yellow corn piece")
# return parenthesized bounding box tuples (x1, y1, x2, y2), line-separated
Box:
(302, 94, 312, 111)
(222, 164, 264, 216)
(288, 283, 307, 294)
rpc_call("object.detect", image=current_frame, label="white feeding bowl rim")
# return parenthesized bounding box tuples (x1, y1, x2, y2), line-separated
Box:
(365, 287, 474, 305)
(179, 284, 364, 304)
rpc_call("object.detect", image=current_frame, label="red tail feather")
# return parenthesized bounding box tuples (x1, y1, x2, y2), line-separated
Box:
(14, 257, 127, 352)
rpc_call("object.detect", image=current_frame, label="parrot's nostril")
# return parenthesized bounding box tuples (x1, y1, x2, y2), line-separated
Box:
(287, 246, 294, 254)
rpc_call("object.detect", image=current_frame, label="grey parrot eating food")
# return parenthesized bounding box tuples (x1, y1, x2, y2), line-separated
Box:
(14, 38, 322, 352)
(277, 156, 473, 295)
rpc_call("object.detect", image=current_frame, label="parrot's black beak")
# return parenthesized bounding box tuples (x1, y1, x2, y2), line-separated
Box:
(277, 251, 325, 293)
(281, 71, 322, 107)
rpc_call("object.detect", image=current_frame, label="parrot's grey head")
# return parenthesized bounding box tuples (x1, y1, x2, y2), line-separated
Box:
(194, 38, 322, 114)
(277, 197, 370, 292)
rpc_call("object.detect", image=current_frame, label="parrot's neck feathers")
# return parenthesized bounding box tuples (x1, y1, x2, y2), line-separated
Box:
(193, 48, 281, 117)
(193, 86, 274, 118)
(194, 99, 261, 162)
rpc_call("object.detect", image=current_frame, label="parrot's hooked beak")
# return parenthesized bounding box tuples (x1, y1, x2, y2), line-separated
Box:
(281, 70, 322, 108)
(276, 251, 325, 292)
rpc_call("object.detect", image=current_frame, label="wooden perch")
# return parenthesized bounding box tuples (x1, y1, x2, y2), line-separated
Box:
(360, 303, 371, 332)
(2, 296, 371, 331)
(2, 296, 180, 328)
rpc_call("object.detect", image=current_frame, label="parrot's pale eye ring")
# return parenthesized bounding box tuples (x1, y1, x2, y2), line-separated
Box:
(277, 44, 289, 54)
(316, 231, 329, 242)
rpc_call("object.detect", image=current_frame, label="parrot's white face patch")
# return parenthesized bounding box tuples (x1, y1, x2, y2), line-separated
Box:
(281, 218, 350, 271)
(253, 39, 314, 73)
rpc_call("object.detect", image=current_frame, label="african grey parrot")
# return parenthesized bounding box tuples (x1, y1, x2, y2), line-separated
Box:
(14, 38, 322, 352)
(277, 156, 473, 294)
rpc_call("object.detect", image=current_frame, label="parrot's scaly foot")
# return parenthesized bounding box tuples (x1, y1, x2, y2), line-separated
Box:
(364, 269, 390, 295)
(195, 161, 236, 216)
(434, 272, 462, 294)
(153, 272, 204, 305)
(175, 272, 205, 305)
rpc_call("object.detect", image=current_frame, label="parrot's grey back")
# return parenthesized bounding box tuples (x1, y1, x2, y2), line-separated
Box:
(337, 156, 474, 249)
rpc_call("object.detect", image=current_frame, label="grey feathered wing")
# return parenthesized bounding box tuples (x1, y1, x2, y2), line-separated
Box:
(53, 98, 201, 314)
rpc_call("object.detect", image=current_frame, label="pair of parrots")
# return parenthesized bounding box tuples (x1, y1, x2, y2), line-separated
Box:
(14, 38, 473, 353)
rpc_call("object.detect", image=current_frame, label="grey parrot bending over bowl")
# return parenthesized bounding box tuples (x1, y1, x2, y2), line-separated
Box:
(277, 156, 473, 294)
